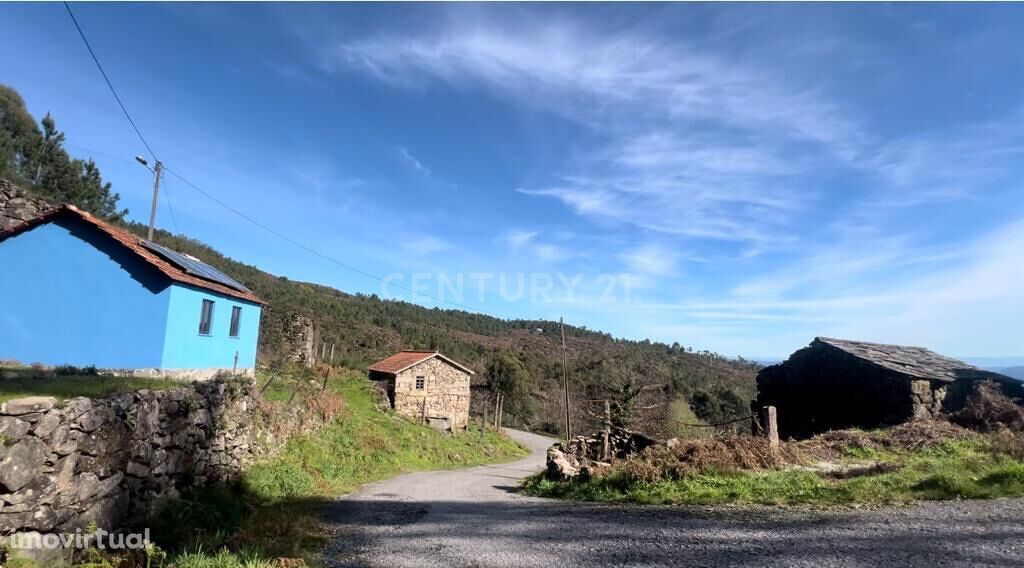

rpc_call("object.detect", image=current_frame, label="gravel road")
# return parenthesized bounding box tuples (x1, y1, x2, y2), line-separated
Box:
(321, 429, 1024, 567)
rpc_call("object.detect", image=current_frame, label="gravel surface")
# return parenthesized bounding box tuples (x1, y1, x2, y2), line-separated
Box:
(321, 429, 1024, 567)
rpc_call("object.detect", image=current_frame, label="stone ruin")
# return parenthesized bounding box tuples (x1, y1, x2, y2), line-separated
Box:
(545, 428, 658, 481)
(756, 337, 1023, 439)
(282, 313, 316, 367)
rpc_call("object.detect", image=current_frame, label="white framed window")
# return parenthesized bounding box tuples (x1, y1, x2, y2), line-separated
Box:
(415, 375, 425, 390)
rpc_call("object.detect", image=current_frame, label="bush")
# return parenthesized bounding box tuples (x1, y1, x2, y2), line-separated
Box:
(619, 435, 780, 484)
(953, 381, 1024, 432)
(53, 364, 99, 376)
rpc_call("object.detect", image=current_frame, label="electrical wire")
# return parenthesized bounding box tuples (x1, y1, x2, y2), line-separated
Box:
(64, 2, 511, 320)
(160, 171, 180, 234)
(164, 166, 511, 319)
(63, 2, 158, 162)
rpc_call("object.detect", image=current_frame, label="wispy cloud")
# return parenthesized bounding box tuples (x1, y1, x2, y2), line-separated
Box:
(497, 229, 538, 252)
(402, 235, 452, 256)
(618, 243, 677, 277)
(397, 146, 430, 176)
(325, 19, 859, 251)
(299, 9, 1024, 356)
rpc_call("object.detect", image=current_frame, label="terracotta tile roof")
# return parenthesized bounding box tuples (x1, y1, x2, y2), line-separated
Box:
(368, 350, 475, 375)
(0, 205, 264, 304)
(815, 337, 1008, 383)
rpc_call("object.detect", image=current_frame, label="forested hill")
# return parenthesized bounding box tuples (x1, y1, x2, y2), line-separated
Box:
(0, 82, 758, 437)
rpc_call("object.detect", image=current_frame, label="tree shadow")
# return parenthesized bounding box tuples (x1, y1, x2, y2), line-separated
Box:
(315, 496, 1024, 567)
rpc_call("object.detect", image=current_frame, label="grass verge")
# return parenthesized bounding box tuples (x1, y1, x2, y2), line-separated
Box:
(0, 373, 181, 404)
(524, 431, 1024, 506)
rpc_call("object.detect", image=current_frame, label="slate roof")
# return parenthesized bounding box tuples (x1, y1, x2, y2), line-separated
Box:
(0, 205, 263, 304)
(368, 350, 475, 375)
(815, 337, 1005, 383)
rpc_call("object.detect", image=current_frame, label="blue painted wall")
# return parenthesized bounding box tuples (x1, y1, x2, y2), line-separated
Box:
(0, 219, 171, 368)
(161, 285, 262, 371)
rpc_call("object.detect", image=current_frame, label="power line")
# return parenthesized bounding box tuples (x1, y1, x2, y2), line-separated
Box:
(163, 167, 510, 319)
(62, 2, 509, 321)
(66, 143, 134, 164)
(160, 171, 180, 234)
(63, 2, 158, 162)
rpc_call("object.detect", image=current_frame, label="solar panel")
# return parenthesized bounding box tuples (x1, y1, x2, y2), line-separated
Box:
(142, 240, 253, 294)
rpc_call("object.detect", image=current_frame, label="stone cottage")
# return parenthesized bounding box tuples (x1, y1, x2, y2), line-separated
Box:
(368, 350, 473, 430)
(756, 337, 1021, 439)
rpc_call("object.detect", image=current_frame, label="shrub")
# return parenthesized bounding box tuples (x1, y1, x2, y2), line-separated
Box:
(53, 364, 99, 376)
(952, 381, 1024, 432)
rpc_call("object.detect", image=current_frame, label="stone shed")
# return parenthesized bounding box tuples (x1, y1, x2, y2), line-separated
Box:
(756, 337, 1021, 439)
(368, 350, 473, 431)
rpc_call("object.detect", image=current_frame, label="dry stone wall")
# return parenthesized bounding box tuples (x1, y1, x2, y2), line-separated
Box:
(0, 378, 324, 540)
(0, 179, 50, 232)
(393, 358, 470, 430)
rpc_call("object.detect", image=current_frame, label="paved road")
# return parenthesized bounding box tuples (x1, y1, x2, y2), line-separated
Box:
(321, 429, 1024, 567)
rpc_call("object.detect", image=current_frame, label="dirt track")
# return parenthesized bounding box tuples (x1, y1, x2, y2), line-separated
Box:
(321, 429, 1024, 567)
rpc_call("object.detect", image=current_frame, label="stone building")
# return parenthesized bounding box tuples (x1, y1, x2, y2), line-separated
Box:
(756, 337, 1021, 439)
(368, 350, 473, 431)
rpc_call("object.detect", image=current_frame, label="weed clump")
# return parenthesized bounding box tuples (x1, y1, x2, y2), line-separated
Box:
(952, 381, 1024, 432)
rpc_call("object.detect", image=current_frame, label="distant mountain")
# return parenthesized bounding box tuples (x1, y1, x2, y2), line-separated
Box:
(964, 356, 1024, 368)
(992, 366, 1024, 381)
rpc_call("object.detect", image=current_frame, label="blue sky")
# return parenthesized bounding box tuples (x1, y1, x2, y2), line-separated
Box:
(2, 3, 1022, 359)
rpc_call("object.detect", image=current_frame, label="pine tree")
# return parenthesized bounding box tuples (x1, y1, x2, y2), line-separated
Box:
(0, 84, 126, 219)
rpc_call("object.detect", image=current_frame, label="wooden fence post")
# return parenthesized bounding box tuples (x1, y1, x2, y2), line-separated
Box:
(497, 393, 504, 430)
(493, 394, 501, 428)
(482, 405, 488, 442)
(601, 399, 612, 461)
(760, 405, 779, 457)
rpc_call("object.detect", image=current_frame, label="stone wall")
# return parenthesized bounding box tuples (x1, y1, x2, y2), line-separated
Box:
(391, 358, 470, 430)
(0, 377, 328, 542)
(0, 179, 50, 232)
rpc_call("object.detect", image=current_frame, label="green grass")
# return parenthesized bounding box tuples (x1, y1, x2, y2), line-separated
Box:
(0, 374, 180, 404)
(152, 370, 526, 566)
(524, 438, 1024, 506)
(246, 376, 525, 498)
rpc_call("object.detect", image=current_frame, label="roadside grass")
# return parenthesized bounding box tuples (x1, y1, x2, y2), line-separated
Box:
(0, 372, 180, 404)
(524, 435, 1024, 506)
(151, 370, 527, 567)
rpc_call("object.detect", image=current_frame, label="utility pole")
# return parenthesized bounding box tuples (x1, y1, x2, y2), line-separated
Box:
(560, 317, 572, 441)
(146, 161, 163, 241)
(136, 156, 163, 241)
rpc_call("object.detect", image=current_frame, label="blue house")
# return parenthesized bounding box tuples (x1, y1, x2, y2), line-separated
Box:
(0, 205, 264, 379)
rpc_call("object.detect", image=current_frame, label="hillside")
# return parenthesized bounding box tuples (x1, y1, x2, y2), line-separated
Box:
(113, 222, 758, 437)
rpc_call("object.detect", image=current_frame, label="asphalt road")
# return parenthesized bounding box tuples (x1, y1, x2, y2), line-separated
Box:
(321, 428, 1024, 567)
